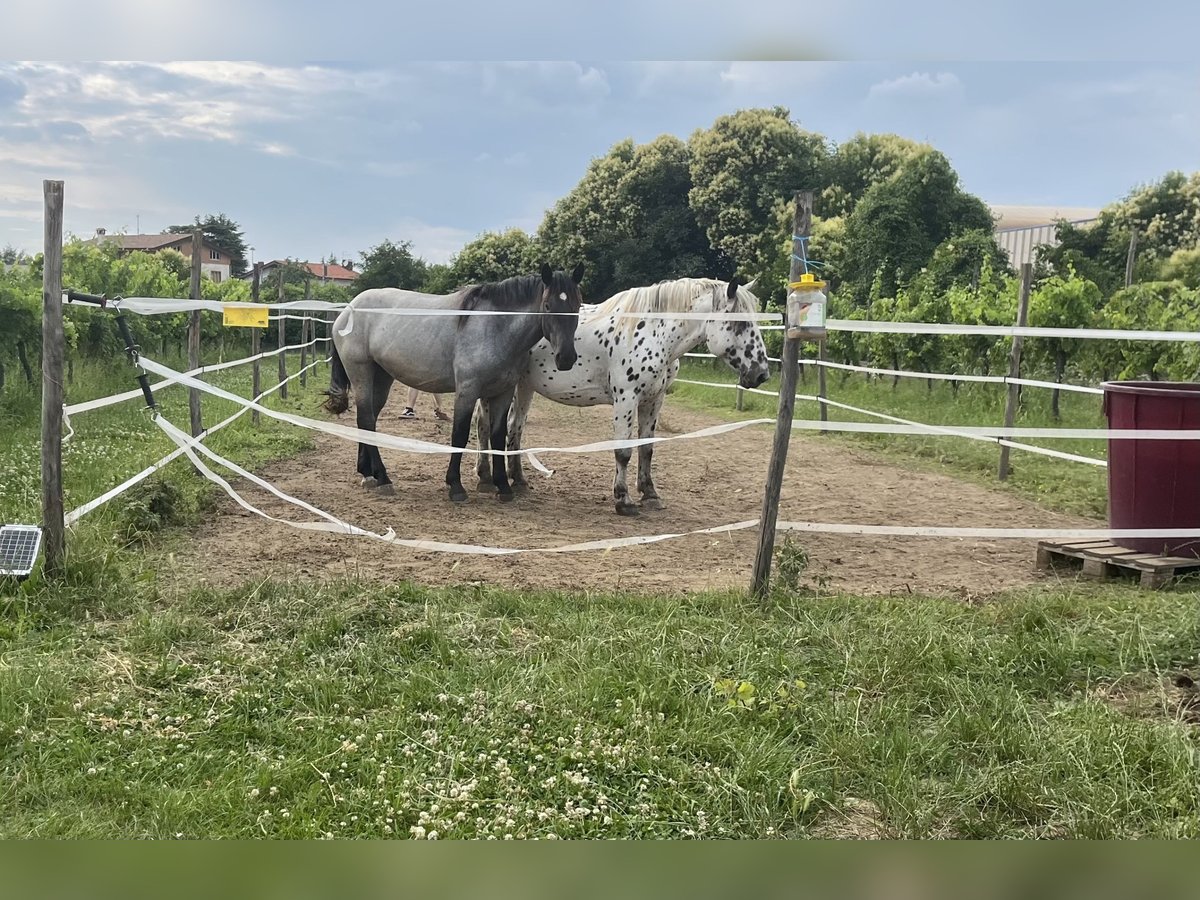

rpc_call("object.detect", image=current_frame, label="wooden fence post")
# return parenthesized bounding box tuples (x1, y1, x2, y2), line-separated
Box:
(277, 270, 288, 399)
(40, 179, 65, 575)
(998, 262, 1033, 481)
(251, 262, 262, 425)
(300, 278, 311, 387)
(751, 189, 812, 599)
(188, 228, 203, 437)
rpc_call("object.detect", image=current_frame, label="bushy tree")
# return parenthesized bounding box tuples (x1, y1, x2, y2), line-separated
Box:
(447, 228, 542, 287)
(353, 239, 428, 292)
(843, 149, 995, 301)
(688, 107, 828, 281)
(538, 139, 635, 300)
(167, 213, 250, 277)
(822, 132, 930, 219)
(1043, 171, 1200, 294)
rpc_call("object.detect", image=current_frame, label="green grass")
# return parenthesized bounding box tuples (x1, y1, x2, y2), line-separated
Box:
(671, 359, 1109, 519)
(2, 339, 1197, 839)
(1, 573, 1197, 838)
(0, 344, 323, 560)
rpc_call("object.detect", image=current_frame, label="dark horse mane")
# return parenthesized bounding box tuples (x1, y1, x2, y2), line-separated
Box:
(458, 273, 545, 312)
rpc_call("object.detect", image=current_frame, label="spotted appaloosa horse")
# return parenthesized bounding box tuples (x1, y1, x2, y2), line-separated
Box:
(475, 276, 771, 515)
(324, 264, 584, 503)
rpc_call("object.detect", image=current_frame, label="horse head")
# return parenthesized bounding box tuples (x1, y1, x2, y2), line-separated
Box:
(539, 262, 584, 371)
(704, 277, 771, 389)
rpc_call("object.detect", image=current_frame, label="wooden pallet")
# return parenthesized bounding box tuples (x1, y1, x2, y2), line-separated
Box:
(1036, 539, 1200, 589)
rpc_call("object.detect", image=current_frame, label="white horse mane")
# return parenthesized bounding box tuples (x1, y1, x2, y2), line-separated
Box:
(583, 277, 756, 336)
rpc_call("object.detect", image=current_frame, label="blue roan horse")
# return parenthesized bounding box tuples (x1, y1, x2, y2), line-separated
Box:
(324, 264, 584, 502)
(475, 276, 771, 515)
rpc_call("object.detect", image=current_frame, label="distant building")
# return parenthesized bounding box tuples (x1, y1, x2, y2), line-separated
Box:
(242, 259, 358, 286)
(84, 229, 233, 282)
(989, 205, 1101, 268)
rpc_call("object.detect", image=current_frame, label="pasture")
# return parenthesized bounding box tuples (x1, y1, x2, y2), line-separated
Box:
(3, 346, 1199, 839)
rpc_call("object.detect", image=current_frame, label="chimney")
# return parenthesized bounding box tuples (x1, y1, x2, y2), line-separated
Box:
(95, 227, 106, 238)
(342, 259, 354, 271)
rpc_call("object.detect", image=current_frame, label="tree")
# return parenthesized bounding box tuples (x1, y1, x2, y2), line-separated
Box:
(688, 107, 828, 283)
(353, 239, 428, 292)
(421, 264, 455, 295)
(822, 132, 930, 219)
(538, 139, 637, 300)
(1043, 171, 1200, 294)
(538, 135, 724, 301)
(1160, 248, 1200, 289)
(167, 213, 250, 277)
(609, 135, 728, 292)
(2, 244, 31, 266)
(447, 228, 542, 287)
(843, 149, 995, 301)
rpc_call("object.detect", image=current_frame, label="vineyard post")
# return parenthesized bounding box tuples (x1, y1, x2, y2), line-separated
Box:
(300, 277, 311, 387)
(251, 262, 262, 425)
(277, 267, 288, 399)
(1125, 228, 1138, 288)
(998, 262, 1033, 481)
(188, 228, 203, 437)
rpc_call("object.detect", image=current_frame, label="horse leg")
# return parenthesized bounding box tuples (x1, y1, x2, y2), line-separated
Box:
(506, 377, 535, 493)
(611, 398, 639, 517)
(475, 400, 497, 493)
(361, 364, 394, 495)
(349, 364, 377, 487)
(445, 392, 477, 503)
(488, 391, 516, 501)
(637, 389, 666, 510)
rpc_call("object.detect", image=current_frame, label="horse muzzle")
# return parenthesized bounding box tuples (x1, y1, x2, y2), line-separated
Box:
(741, 368, 769, 389)
(555, 349, 578, 371)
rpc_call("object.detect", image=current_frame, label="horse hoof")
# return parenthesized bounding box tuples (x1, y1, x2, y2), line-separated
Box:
(616, 504, 640, 517)
(641, 497, 666, 511)
(497, 491, 515, 503)
(360, 476, 378, 489)
(368, 482, 395, 496)
(512, 481, 530, 494)
(476, 480, 497, 494)
(449, 489, 469, 503)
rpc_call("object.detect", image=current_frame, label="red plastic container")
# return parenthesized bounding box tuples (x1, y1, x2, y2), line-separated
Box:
(1103, 381, 1200, 557)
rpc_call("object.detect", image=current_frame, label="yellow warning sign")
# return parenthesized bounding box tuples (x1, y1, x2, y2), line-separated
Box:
(222, 305, 269, 328)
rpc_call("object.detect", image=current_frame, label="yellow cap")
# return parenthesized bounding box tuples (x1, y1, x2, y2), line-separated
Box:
(787, 272, 826, 291)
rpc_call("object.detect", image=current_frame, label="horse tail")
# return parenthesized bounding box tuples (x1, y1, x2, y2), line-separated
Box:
(322, 340, 351, 414)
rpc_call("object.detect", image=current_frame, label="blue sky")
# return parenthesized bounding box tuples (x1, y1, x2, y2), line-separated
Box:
(0, 61, 1196, 266)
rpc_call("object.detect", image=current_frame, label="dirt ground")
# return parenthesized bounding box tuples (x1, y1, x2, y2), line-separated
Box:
(169, 393, 1099, 597)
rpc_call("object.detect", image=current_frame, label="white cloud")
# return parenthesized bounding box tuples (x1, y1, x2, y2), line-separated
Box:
(868, 71, 962, 100)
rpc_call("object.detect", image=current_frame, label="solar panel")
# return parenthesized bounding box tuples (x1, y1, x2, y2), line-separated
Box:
(0, 525, 43, 578)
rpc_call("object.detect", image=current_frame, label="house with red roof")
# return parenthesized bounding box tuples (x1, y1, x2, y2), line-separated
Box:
(245, 259, 358, 287)
(84, 229, 233, 282)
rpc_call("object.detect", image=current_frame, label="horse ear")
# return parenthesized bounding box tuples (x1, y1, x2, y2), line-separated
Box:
(540, 263, 554, 285)
(744, 277, 758, 292)
(571, 263, 585, 284)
